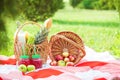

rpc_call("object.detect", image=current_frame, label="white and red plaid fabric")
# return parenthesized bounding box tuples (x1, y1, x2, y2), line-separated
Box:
(0, 55, 120, 80)
(0, 47, 120, 80)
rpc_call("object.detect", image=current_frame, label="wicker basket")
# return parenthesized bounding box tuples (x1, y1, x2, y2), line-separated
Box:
(14, 21, 49, 63)
(49, 31, 86, 65)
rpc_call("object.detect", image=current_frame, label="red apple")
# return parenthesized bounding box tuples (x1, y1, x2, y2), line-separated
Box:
(64, 57, 70, 62)
(66, 62, 74, 66)
(62, 52, 69, 57)
(50, 61, 57, 66)
(55, 55, 63, 61)
(69, 55, 75, 62)
(73, 55, 77, 59)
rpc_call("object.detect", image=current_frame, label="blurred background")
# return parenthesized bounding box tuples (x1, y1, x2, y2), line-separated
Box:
(0, 0, 120, 58)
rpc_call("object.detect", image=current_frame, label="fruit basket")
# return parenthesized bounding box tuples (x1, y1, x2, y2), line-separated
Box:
(49, 31, 86, 66)
(14, 20, 51, 64)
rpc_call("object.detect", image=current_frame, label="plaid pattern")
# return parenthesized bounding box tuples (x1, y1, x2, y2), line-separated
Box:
(0, 55, 120, 80)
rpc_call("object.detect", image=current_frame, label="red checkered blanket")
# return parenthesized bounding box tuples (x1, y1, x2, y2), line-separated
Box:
(0, 55, 120, 80)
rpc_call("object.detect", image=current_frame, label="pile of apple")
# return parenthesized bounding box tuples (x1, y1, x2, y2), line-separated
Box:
(18, 64, 35, 73)
(50, 52, 77, 66)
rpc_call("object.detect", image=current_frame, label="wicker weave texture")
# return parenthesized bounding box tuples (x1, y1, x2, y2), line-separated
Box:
(49, 31, 86, 65)
(14, 21, 49, 63)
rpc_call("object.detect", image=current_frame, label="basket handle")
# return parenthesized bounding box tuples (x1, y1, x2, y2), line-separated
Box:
(55, 35, 85, 53)
(14, 21, 42, 43)
(53, 34, 86, 64)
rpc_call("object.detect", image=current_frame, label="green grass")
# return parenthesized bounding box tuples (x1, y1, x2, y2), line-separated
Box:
(1, 3, 120, 58)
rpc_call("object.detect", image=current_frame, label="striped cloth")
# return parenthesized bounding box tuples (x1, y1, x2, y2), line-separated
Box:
(0, 55, 120, 80)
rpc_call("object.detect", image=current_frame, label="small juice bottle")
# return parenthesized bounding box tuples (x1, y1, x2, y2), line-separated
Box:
(31, 54, 42, 69)
(18, 55, 30, 66)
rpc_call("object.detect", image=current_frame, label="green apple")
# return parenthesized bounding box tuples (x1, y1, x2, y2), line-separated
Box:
(18, 64, 27, 73)
(62, 52, 69, 57)
(58, 60, 66, 66)
(27, 65, 35, 72)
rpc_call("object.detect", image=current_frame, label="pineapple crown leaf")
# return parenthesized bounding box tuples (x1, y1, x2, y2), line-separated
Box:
(34, 26, 49, 44)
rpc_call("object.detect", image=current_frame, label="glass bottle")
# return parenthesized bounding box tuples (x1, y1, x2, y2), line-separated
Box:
(31, 54, 42, 69)
(18, 55, 30, 66)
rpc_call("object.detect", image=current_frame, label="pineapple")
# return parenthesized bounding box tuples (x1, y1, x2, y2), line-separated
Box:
(34, 26, 49, 44)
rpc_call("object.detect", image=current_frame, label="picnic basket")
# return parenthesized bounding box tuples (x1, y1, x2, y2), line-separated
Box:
(14, 20, 51, 64)
(49, 31, 86, 65)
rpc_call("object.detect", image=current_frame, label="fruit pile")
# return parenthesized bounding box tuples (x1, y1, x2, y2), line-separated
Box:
(50, 52, 77, 66)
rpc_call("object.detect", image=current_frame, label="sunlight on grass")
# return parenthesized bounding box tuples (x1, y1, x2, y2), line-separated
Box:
(1, 3, 120, 58)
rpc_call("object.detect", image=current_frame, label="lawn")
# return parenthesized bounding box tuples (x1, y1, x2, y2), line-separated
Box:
(1, 3, 120, 58)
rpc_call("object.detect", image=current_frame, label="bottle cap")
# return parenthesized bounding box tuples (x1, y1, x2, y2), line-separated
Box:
(32, 54, 40, 59)
(20, 55, 29, 59)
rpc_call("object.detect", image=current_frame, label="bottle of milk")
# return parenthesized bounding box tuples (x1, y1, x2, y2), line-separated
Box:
(14, 21, 26, 46)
